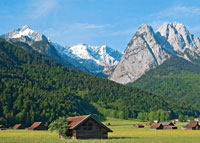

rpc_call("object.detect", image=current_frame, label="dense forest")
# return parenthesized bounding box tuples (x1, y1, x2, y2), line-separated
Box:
(0, 39, 199, 127)
(132, 56, 200, 109)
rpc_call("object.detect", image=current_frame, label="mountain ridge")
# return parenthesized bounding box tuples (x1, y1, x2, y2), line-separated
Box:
(0, 25, 122, 77)
(131, 56, 200, 109)
(110, 22, 200, 84)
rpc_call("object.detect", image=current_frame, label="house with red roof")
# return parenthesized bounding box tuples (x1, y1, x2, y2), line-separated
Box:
(150, 123, 163, 130)
(133, 123, 144, 128)
(160, 122, 177, 130)
(182, 121, 200, 130)
(28, 122, 48, 130)
(67, 115, 112, 139)
(13, 124, 25, 129)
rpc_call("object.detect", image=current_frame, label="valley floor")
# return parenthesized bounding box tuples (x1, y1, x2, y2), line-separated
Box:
(1, 118, 200, 143)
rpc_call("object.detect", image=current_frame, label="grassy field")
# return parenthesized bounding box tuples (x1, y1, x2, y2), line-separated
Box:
(0, 118, 200, 143)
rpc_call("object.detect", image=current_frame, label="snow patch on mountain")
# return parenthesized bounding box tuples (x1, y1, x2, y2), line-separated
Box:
(52, 43, 122, 75)
(1, 25, 47, 43)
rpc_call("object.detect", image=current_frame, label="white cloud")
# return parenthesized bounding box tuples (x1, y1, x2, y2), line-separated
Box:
(151, 6, 200, 19)
(28, 0, 60, 19)
(69, 23, 107, 30)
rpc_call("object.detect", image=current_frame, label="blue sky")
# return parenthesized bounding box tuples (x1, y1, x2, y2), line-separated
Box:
(0, 0, 200, 51)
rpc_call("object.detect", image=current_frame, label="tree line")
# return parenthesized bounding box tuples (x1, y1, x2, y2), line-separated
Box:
(0, 39, 199, 127)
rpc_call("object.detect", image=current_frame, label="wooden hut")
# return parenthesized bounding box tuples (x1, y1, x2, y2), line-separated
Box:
(160, 122, 177, 130)
(182, 121, 200, 130)
(13, 124, 25, 129)
(67, 115, 112, 139)
(133, 123, 144, 128)
(150, 123, 163, 130)
(28, 122, 48, 130)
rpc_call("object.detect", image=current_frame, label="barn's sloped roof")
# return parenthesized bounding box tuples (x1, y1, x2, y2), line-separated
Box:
(67, 115, 89, 129)
(13, 124, 22, 129)
(67, 115, 112, 132)
(150, 123, 162, 129)
(28, 122, 42, 130)
(184, 122, 199, 129)
(134, 124, 144, 127)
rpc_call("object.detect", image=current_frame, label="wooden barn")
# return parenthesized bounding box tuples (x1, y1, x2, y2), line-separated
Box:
(182, 121, 200, 130)
(160, 122, 177, 130)
(133, 124, 144, 128)
(13, 124, 25, 129)
(150, 123, 163, 130)
(28, 122, 48, 130)
(67, 115, 112, 139)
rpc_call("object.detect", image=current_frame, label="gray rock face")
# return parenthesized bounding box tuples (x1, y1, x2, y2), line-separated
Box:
(109, 24, 170, 84)
(157, 22, 200, 61)
(109, 22, 200, 85)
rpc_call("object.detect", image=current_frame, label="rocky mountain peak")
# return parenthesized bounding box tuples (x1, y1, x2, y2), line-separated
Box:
(21, 25, 31, 31)
(138, 24, 154, 33)
(157, 22, 187, 39)
(109, 24, 171, 84)
(157, 22, 200, 59)
(110, 22, 200, 85)
(1, 25, 48, 43)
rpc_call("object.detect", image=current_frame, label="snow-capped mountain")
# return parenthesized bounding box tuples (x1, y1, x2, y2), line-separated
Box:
(110, 22, 200, 84)
(1, 25, 65, 65)
(1, 25, 48, 44)
(1, 25, 122, 77)
(52, 42, 122, 76)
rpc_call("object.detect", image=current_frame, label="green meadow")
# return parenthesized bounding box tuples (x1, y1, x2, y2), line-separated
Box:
(0, 118, 200, 143)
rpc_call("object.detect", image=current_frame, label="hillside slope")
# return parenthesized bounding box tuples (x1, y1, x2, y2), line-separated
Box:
(131, 56, 200, 109)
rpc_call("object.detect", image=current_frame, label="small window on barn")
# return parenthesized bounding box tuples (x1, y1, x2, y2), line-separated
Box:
(82, 123, 87, 130)
(88, 122, 93, 130)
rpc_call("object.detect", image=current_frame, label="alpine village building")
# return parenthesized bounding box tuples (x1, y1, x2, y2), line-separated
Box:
(28, 122, 48, 130)
(160, 122, 177, 129)
(13, 124, 25, 129)
(67, 115, 112, 139)
(150, 122, 177, 130)
(133, 124, 144, 128)
(182, 121, 200, 130)
(150, 123, 164, 130)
